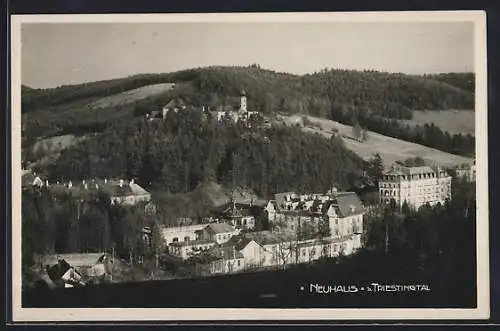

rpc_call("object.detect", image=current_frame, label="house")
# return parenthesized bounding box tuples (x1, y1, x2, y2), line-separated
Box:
(203, 222, 239, 244)
(325, 192, 364, 251)
(160, 223, 207, 246)
(21, 171, 45, 188)
(162, 98, 187, 118)
(48, 178, 151, 206)
(214, 90, 260, 125)
(265, 189, 365, 256)
(226, 236, 265, 269)
(295, 237, 350, 264)
(105, 179, 151, 205)
(169, 239, 217, 260)
(201, 245, 245, 275)
(38, 253, 112, 284)
(221, 202, 256, 230)
(455, 161, 476, 182)
(378, 164, 452, 208)
(243, 230, 298, 267)
(46, 259, 86, 288)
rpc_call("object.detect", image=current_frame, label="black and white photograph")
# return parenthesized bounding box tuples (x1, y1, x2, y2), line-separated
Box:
(11, 12, 489, 321)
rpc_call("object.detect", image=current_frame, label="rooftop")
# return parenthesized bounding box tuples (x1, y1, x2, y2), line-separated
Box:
(226, 236, 261, 251)
(39, 253, 109, 267)
(206, 222, 236, 234)
(48, 179, 150, 199)
(170, 239, 215, 247)
(384, 164, 449, 176)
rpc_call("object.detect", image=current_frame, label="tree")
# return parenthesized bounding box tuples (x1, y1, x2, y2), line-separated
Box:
(361, 129, 368, 142)
(366, 153, 384, 181)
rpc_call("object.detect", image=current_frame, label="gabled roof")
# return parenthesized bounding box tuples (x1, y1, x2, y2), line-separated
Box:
(332, 192, 364, 217)
(206, 222, 235, 234)
(274, 192, 296, 210)
(47, 260, 72, 282)
(226, 236, 262, 251)
(164, 98, 186, 109)
(22, 172, 45, 187)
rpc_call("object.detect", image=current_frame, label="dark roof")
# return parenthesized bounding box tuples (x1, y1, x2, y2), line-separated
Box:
(274, 192, 296, 210)
(206, 223, 235, 234)
(22, 173, 44, 187)
(164, 98, 186, 109)
(47, 260, 71, 282)
(332, 192, 364, 217)
(226, 236, 261, 251)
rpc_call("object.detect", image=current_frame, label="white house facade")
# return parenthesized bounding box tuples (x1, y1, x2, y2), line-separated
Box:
(379, 164, 452, 209)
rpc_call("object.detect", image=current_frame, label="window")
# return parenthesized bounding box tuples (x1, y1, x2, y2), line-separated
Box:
(184, 236, 190, 242)
(172, 237, 179, 243)
(237, 260, 241, 266)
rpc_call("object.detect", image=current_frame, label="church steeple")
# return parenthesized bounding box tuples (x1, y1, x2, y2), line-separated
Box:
(239, 89, 247, 113)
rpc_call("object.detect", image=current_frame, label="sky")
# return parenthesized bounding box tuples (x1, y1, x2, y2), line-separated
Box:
(21, 21, 474, 89)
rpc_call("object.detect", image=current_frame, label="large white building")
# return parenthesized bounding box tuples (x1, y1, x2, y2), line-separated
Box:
(264, 189, 364, 256)
(378, 164, 452, 209)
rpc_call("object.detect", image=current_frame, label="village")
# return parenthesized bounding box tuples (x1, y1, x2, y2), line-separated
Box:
(21, 91, 477, 290)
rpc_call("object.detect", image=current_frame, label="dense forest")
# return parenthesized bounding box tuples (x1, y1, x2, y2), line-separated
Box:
(44, 109, 365, 197)
(421, 72, 475, 93)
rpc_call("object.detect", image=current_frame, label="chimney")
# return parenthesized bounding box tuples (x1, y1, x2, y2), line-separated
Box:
(104, 178, 108, 184)
(119, 179, 124, 187)
(130, 178, 135, 185)
(45, 180, 49, 187)
(84, 183, 88, 190)
(68, 181, 73, 189)
(82, 179, 86, 185)
(95, 183, 99, 189)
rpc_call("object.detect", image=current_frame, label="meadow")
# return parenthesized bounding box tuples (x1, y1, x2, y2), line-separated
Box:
(400, 110, 475, 136)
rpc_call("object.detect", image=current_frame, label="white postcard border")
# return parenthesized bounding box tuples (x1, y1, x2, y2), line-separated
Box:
(10, 11, 489, 322)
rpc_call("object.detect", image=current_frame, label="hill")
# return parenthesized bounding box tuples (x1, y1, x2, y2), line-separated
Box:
(21, 66, 476, 164)
(44, 109, 365, 197)
(285, 115, 474, 168)
(421, 72, 475, 93)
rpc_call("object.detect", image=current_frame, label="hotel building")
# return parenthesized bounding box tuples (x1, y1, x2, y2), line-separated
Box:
(378, 164, 452, 209)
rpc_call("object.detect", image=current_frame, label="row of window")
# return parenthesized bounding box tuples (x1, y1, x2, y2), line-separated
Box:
(382, 173, 447, 182)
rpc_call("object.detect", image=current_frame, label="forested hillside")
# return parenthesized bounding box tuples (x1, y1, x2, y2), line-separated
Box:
(22, 66, 476, 167)
(421, 72, 475, 93)
(45, 109, 365, 197)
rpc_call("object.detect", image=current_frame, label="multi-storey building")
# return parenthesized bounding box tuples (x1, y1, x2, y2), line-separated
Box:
(455, 161, 476, 182)
(378, 164, 452, 209)
(264, 189, 364, 253)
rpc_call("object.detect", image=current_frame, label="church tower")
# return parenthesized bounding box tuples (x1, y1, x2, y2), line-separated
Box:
(239, 89, 247, 113)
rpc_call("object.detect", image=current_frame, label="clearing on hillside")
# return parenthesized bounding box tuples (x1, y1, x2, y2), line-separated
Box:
(282, 115, 474, 169)
(399, 110, 475, 136)
(87, 83, 176, 110)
